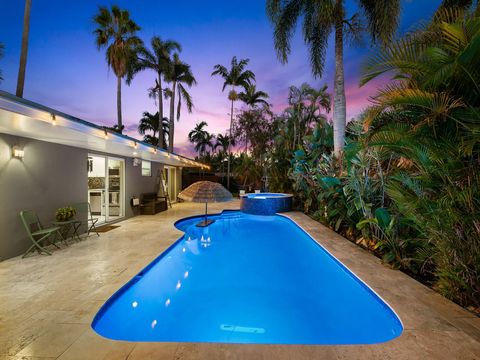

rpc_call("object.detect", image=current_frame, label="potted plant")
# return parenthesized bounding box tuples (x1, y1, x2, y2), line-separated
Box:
(55, 206, 76, 222)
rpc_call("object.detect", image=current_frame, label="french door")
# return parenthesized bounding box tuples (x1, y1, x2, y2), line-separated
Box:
(87, 154, 125, 224)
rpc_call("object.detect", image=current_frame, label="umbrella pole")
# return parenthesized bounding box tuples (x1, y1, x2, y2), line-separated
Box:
(197, 201, 215, 227)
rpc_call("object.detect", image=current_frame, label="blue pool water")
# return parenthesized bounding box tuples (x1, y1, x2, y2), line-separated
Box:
(244, 193, 289, 198)
(92, 211, 403, 344)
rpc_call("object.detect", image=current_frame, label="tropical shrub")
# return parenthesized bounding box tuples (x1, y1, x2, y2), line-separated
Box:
(361, 7, 480, 307)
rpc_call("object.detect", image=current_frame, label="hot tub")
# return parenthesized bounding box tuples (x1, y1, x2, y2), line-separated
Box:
(240, 193, 293, 215)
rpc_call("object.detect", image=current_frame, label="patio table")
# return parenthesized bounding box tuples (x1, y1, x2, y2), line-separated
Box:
(52, 220, 81, 243)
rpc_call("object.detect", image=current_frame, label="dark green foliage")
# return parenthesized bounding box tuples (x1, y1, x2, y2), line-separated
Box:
(286, 8, 480, 308)
(360, 8, 480, 307)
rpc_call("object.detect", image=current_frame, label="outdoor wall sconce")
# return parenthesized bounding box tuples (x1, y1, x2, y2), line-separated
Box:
(133, 141, 138, 149)
(51, 113, 57, 126)
(104, 129, 109, 139)
(12, 145, 25, 159)
(153, 148, 157, 154)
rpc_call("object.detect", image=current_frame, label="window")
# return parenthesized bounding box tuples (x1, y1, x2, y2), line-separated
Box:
(141, 160, 151, 177)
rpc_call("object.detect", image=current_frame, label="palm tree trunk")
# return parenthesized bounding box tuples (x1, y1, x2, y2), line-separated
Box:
(293, 122, 296, 149)
(16, 0, 31, 98)
(169, 81, 177, 152)
(117, 75, 123, 132)
(227, 98, 234, 189)
(333, 4, 346, 157)
(157, 73, 164, 148)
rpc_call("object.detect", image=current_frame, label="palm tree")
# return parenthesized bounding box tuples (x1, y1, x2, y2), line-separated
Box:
(211, 56, 255, 188)
(235, 153, 262, 188)
(239, 84, 270, 108)
(133, 36, 181, 145)
(93, 5, 142, 133)
(361, 7, 480, 306)
(286, 83, 310, 148)
(16, 0, 31, 97)
(266, 0, 400, 156)
(214, 133, 234, 154)
(188, 121, 213, 157)
(165, 53, 197, 152)
(138, 111, 169, 148)
(306, 84, 331, 116)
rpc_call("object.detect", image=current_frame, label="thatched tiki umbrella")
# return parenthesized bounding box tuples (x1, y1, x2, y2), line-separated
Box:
(178, 181, 233, 227)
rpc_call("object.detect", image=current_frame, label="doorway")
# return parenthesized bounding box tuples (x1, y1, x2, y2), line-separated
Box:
(87, 154, 125, 224)
(163, 166, 177, 203)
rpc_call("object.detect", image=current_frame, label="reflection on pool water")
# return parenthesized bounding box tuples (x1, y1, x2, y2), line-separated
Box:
(92, 211, 403, 344)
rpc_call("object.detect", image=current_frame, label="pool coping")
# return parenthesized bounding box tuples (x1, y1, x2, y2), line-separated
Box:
(2, 202, 479, 359)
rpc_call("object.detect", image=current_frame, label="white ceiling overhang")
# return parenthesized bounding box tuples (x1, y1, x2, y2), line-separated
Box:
(0, 91, 207, 169)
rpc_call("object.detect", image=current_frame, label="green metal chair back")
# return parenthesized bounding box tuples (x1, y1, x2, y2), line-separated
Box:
(19, 210, 61, 257)
(71, 202, 99, 236)
(20, 210, 42, 235)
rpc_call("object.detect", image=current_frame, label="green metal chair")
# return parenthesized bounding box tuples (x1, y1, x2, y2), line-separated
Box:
(72, 202, 99, 237)
(20, 210, 64, 258)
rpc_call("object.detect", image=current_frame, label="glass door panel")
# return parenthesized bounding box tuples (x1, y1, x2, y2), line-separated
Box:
(88, 155, 125, 224)
(88, 155, 107, 224)
(106, 158, 124, 222)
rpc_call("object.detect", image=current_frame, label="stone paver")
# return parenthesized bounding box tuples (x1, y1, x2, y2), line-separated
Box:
(0, 202, 479, 359)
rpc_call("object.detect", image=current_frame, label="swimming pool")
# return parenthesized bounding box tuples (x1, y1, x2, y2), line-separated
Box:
(92, 211, 403, 344)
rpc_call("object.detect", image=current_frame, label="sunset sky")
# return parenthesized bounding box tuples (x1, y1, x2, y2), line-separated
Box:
(0, 0, 441, 156)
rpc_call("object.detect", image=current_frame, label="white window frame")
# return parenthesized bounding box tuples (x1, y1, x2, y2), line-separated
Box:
(141, 160, 152, 177)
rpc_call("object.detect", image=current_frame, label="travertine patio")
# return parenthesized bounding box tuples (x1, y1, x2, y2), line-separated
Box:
(1, 202, 479, 360)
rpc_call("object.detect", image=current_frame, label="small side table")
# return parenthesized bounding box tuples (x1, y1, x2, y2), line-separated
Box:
(52, 220, 81, 243)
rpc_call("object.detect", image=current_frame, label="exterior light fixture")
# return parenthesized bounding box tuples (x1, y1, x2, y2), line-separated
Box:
(12, 145, 25, 159)
(153, 148, 157, 154)
(51, 113, 57, 126)
(133, 141, 138, 149)
(103, 129, 108, 139)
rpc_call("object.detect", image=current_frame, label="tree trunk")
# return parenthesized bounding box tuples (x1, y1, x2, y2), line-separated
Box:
(157, 73, 164, 149)
(169, 81, 177, 152)
(116, 75, 123, 132)
(293, 122, 296, 150)
(333, 2, 346, 157)
(16, 0, 31, 98)
(227, 98, 234, 189)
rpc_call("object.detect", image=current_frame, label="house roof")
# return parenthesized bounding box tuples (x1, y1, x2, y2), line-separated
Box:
(0, 91, 207, 169)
